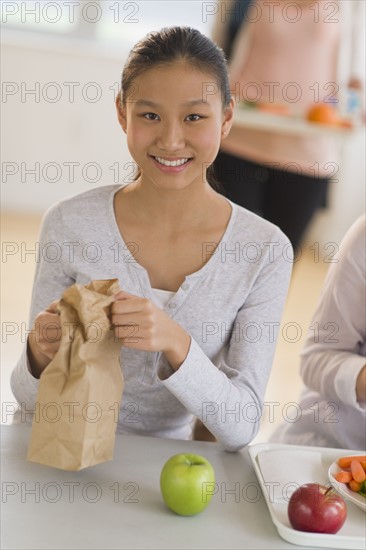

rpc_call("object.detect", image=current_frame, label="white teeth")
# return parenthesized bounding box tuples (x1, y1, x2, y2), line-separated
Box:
(154, 156, 189, 167)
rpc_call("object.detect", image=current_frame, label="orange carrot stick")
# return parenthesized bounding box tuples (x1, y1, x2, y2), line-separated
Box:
(351, 460, 366, 483)
(334, 470, 353, 484)
(349, 480, 361, 493)
(337, 455, 366, 469)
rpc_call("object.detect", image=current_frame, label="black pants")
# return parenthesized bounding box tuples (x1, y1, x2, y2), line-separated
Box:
(213, 150, 330, 251)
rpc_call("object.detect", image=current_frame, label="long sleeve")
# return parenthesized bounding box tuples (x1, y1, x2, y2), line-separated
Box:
(300, 215, 366, 410)
(159, 235, 292, 451)
(10, 205, 74, 412)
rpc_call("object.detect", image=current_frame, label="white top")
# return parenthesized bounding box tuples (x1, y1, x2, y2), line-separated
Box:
(272, 214, 366, 449)
(10, 184, 292, 452)
(151, 288, 175, 309)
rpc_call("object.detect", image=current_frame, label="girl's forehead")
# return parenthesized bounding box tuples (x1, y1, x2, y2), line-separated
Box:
(134, 61, 215, 86)
(131, 62, 220, 102)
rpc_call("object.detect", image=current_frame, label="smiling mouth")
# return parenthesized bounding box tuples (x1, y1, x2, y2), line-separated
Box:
(151, 156, 192, 167)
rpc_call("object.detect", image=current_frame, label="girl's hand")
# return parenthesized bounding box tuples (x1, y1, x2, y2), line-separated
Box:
(111, 290, 191, 370)
(27, 300, 61, 378)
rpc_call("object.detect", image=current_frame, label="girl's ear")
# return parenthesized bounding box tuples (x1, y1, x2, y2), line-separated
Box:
(116, 94, 127, 133)
(221, 97, 235, 139)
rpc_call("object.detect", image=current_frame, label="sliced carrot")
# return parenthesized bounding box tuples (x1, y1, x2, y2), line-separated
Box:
(337, 455, 366, 469)
(334, 470, 353, 483)
(351, 460, 366, 483)
(349, 480, 361, 493)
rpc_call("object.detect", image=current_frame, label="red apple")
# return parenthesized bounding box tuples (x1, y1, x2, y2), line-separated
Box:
(288, 483, 347, 534)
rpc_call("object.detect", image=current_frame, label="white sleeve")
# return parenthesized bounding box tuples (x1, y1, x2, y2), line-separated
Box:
(159, 236, 293, 452)
(10, 205, 75, 411)
(300, 215, 366, 410)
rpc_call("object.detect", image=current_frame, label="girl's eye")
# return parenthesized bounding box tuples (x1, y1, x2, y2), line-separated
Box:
(143, 113, 159, 121)
(186, 114, 203, 122)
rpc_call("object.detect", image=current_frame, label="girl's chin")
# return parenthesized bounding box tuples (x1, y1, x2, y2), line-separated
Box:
(146, 174, 203, 193)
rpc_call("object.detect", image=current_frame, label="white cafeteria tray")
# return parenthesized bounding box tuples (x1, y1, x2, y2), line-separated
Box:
(248, 443, 366, 549)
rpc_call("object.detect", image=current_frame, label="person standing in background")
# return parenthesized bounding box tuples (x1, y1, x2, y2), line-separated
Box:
(212, 0, 365, 251)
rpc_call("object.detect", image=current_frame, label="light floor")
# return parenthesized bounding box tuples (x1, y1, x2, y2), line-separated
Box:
(1, 211, 329, 441)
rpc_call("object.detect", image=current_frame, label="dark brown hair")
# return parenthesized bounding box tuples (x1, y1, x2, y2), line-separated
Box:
(120, 26, 231, 190)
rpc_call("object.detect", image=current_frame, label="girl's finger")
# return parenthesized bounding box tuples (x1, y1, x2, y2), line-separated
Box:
(114, 290, 136, 301)
(111, 313, 147, 328)
(46, 300, 60, 314)
(112, 297, 149, 315)
(114, 324, 141, 342)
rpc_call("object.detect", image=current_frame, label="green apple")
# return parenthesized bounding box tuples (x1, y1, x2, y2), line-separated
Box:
(160, 453, 216, 516)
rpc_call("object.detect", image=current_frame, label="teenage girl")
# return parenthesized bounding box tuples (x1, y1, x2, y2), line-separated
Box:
(11, 27, 292, 451)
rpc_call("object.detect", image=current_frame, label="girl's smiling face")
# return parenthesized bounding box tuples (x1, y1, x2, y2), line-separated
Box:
(117, 61, 234, 192)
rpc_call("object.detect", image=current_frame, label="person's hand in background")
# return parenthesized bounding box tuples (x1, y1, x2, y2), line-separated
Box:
(356, 365, 366, 403)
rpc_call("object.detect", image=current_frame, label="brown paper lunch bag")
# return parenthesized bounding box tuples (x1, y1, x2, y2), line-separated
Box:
(27, 279, 123, 471)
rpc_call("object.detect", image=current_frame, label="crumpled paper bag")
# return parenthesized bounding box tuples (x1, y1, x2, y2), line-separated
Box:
(27, 279, 123, 470)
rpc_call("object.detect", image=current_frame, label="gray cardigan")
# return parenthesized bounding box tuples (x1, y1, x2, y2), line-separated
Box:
(11, 185, 292, 451)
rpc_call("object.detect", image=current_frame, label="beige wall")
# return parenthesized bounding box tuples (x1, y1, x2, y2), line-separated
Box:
(2, 31, 132, 211)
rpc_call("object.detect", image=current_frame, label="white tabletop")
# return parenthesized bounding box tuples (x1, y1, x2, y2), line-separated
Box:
(1, 425, 322, 550)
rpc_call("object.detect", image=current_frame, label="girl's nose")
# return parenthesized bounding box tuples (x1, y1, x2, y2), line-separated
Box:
(156, 120, 185, 151)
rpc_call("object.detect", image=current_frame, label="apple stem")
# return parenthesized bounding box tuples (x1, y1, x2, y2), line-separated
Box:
(324, 486, 333, 497)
